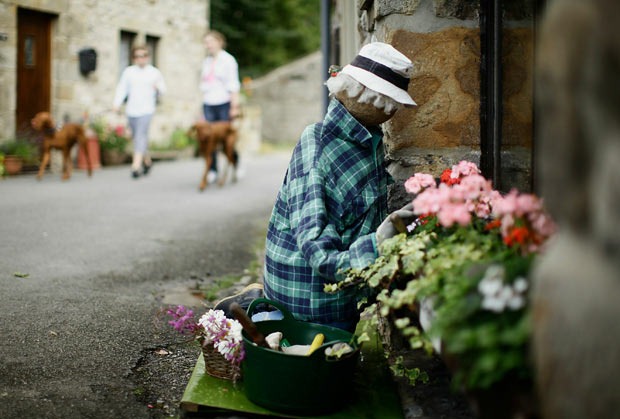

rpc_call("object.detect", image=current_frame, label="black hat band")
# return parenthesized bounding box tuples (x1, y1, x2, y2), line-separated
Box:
(350, 55, 410, 91)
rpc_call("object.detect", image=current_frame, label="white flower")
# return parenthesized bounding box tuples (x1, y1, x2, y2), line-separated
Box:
(197, 309, 245, 363)
(478, 277, 503, 296)
(513, 277, 528, 293)
(228, 320, 243, 341)
(507, 294, 525, 310)
(498, 285, 514, 302)
(485, 264, 506, 281)
(481, 296, 506, 312)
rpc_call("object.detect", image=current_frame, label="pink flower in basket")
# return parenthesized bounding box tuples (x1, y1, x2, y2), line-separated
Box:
(165, 305, 245, 365)
(198, 309, 245, 364)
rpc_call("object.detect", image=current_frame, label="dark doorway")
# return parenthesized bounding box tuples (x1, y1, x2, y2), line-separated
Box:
(16, 8, 54, 137)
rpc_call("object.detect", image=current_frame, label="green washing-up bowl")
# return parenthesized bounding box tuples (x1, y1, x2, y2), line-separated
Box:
(241, 298, 360, 416)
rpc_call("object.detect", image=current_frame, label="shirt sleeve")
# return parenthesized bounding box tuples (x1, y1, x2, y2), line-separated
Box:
(224, 55, 241, 93)
(289, 162, 378, 284)
(113, 68, 130, 108)
(199, 58, 209, 93)
(155, 68, 166, 96)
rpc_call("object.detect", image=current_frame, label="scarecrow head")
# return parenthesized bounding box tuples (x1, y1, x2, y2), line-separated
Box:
(326, 42, 416, 126)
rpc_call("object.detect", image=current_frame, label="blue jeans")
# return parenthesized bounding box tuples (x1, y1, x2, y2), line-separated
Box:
(203, 102, 231, 122)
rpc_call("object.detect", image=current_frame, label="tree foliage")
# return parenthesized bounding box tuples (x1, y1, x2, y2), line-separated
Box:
(210, 0, 321, 78)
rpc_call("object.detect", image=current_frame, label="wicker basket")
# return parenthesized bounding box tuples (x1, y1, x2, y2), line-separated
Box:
(201, 344, 240, 381)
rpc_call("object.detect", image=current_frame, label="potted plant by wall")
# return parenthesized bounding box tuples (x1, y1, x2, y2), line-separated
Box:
(0, 153, 6, 178)
(326, 161, 556, 419)
(91, 119, 130, 166)
(150, 127, 197, 160)
(0, 138, 39, 175)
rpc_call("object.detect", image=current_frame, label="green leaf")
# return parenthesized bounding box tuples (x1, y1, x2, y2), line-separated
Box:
(356, 332, 370, 344)
(13, 272, 29, 278)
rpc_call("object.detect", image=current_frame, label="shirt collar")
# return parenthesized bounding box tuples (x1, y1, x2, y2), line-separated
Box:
(323, 99, 383, 149)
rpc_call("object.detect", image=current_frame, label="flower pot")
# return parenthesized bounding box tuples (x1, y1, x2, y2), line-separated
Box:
(4, 155, 23, 175)
(241, 298, 360, 416)
(101, 149, 128, 166)
(77, 134, 101, 170)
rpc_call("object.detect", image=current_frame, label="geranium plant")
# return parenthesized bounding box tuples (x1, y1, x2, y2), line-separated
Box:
(91, 119, 130, 152)
(165, 306, 245, 365)
(326, 161, 556, 391)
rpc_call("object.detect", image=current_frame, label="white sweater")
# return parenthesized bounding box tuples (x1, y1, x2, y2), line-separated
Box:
(113, 64, 166, 117)
(199, 50, 240, 106)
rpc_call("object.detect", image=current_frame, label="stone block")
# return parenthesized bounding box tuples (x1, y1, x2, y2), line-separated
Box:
(433, 0, 479, 20)
(389, 28, 480, 150)
(532, 0, 620, 417)
(375, 0, 421, 18)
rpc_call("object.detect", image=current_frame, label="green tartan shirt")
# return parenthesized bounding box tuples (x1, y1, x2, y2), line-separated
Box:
(263, 99, 390, 325)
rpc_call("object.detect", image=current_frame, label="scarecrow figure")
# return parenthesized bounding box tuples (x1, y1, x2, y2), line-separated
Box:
(217, 43, 418, 332)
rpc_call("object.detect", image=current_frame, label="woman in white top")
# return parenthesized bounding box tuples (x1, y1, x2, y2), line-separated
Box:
(199, 31, 241, 180)
(113, 45, 166, 179)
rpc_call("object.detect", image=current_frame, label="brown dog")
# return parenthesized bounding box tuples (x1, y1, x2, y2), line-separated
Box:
(31, 112, 92, 180)
(188, 121, 238, 191)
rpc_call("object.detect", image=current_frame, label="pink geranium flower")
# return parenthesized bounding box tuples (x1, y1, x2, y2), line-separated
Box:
(405, 173, 436, 194)
(403, 161, 556, 255)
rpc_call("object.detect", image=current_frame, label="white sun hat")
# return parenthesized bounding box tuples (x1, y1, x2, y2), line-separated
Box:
(340, 42, 416, 106)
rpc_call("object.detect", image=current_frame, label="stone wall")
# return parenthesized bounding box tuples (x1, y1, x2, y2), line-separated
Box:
(246, 51, 323, 145)
(531, 0, 620, 417)
(0, 0, 207, 144)
(350, 0, 535, 202)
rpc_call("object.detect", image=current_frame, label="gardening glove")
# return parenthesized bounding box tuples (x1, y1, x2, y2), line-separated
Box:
(376, 203, 416, 247)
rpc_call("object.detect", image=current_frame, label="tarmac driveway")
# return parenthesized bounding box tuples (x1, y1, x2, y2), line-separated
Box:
(0, 151, 291, 419)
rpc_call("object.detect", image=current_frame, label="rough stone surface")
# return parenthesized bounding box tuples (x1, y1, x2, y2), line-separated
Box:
(375, 0, 421, 18)
(532, 0, 620, 417)
(388, 28, 481, 150)
(352, 0, 536, 190)
(247, 51, 322, 144)
(433, 0, 479, 20)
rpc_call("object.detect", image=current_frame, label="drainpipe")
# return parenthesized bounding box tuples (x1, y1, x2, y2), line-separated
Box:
(320, 0, 331, 116)
(480, 0, 502, 190)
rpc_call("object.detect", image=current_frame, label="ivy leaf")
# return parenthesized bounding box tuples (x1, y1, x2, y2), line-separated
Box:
(369, 256, 399, 288)
(356, 332, 370, 344)
(14, 272, 29, 278)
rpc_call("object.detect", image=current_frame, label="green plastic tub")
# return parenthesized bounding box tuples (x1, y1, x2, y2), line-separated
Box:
(241, 298, 360, 416)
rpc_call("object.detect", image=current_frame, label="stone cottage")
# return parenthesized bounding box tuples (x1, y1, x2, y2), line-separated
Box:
(0, 0, 208, 144)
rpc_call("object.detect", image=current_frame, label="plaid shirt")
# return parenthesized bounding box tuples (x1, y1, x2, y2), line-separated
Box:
(264, 99, 389, 324)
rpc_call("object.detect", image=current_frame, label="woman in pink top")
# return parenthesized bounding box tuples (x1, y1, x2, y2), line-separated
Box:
(199, 31, 241, 181)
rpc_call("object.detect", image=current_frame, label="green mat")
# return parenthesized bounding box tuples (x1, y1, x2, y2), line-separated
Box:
(180, 322, 403, 418)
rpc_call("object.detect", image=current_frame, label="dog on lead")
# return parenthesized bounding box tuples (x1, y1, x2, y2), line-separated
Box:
(31, 112, 92, 180)
(188, 121, 238, 191)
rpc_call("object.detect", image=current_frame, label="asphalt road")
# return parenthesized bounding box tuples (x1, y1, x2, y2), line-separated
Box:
(0, 151, 292, 419)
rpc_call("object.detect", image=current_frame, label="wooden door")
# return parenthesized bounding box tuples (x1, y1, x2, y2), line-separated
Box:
(16, 8, 53, 136)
